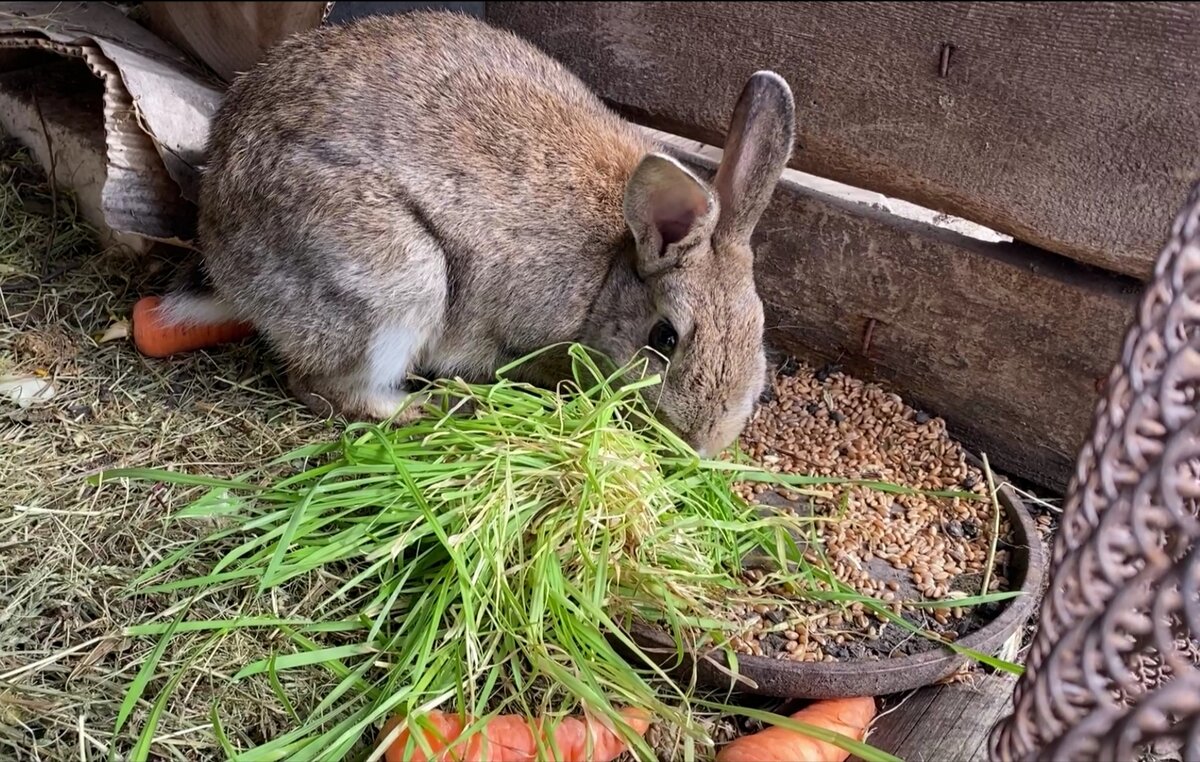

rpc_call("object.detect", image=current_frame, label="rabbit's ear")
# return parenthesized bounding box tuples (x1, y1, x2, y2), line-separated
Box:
(624, 153, 716, 278)
(713, 71, 795, 244)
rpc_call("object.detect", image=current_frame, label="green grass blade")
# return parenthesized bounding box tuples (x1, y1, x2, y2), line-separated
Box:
(91, 467, 259, 490)
(113, 604, 188, 738)
(129, 634, 215, 762)
(210, 703, 240, 759)
(233, 643, 376, 680)
(129, 661, 187, 762)
(267, 651, 301, 725)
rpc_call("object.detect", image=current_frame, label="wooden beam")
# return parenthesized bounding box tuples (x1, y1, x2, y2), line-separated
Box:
(487, 2, 1200, 280)
(853, 675, 1019, 762)
(327, 2, 485, 24)
(143, 2, 329, 82)
(666, 143, 1139, 491)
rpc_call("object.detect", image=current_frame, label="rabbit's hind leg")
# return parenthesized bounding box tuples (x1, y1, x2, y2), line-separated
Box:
(288, 370, 419, 423)
(288, 322, 432, 424)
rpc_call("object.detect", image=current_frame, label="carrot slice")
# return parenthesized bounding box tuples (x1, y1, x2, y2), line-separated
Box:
(377, 706, 651, 762)
(546, 707, 651, 762)
(715, 697, 877, 762)
(379, 712, 470, 762)
(131, 295, 255, 358)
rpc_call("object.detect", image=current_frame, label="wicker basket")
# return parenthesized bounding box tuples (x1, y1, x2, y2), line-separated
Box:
(989, 181, 1200, 761)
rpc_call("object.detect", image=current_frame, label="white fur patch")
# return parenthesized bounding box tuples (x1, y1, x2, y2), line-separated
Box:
(156, 293, 242, 327)
(366, 324, 422, 389)
(356, 385, 412, 420)
(336, 321, 438, 421)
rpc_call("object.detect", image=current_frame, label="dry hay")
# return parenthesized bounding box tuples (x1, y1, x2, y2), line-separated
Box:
(0, 137, 333, 760)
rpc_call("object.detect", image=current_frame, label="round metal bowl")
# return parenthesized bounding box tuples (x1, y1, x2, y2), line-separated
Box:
(625, 457, 1046, 699)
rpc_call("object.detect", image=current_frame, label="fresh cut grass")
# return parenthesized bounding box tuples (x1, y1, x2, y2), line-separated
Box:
(97, 345, 1019, 762)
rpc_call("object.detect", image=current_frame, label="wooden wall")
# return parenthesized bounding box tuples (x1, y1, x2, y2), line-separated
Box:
(485, 2, 1191, 489)
(326, 2, 484, 24)
(487, 2, 1199, 281)
(142, 2, 485, 83)
(143, 2, 330, 82)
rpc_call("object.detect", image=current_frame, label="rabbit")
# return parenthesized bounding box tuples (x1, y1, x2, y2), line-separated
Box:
(156, 10, 795, 458)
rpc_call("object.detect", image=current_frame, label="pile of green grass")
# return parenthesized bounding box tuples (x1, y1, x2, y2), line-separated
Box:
(99, 346, 1017, 762)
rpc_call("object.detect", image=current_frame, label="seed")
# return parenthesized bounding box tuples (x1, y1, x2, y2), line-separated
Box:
(726, 357, 1011, 670)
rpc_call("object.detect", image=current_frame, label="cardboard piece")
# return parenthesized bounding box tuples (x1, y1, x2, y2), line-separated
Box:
(0, 2, 225, 244)
(0, 58, 151, 253)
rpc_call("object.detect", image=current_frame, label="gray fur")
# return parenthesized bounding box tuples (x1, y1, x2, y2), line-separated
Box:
(169, 11, 795, 456)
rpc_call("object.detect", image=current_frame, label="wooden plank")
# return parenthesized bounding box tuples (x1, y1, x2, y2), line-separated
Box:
(327, 2, 485, 24)
(487, 2, 1200, 280)
(855, 675, 1018, 762)
(855, 688, 941, 759)
(665, 143, 1139, 491)
(143, 2, 329, 82)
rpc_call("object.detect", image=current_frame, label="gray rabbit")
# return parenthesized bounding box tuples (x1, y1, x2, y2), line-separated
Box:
(157, 10, 795, 457)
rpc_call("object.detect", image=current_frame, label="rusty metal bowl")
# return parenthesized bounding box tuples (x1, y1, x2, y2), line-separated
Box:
(625, 456, 1046, 699)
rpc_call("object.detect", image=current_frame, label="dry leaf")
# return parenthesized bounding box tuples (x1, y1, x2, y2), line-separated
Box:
(0, 375, 56, 408)
(96, 320, 130, 344)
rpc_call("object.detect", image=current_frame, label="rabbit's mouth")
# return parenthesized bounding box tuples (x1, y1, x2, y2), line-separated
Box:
(682, 393, 761, 459)
(649, 407, 708, 456)
(677, 417, 740, 460)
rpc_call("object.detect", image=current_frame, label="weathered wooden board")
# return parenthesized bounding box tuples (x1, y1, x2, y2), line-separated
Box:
(667, 145, 1140, 491)
(327, 2, 485, 24)
(852, 675, 1018, 762)
(488, 2, 1200, 280)
(143, 2, 329, 82)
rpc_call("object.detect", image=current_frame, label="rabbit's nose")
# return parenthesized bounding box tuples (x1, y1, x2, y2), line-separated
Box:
(670, 422, 715, 458)
(691, 424, 737, 460)
(693, 407, 755, 458)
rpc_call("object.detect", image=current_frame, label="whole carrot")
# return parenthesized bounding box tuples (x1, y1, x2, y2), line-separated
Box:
(131, 295, 255, 358)
(377, 706, 651, 762)
(715, 697, 877, 762)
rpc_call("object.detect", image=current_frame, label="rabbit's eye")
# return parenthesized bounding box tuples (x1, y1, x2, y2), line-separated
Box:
(648, 320, 678, 356)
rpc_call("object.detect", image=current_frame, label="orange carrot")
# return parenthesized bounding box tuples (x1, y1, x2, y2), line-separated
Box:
(715, 697, 877, 762)
(377, 706, 651, 762)
(131, 295, 255, 358)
